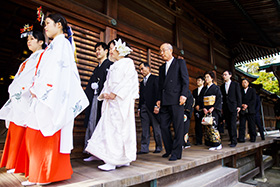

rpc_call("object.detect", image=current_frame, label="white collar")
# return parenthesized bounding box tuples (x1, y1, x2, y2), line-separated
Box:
(207, 83, 213, 88)
(166, 57, 174, 64)
(144, 73, 151, 80)
(225, 80, 231, 85)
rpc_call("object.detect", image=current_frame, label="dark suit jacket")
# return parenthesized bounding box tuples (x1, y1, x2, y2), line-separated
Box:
(192, 86, 204, 113)
(220, 81, 242, 113)
(241, 87, 256, 114)
(184, 89, 194, 118)
(139, 74, 159, 113)
(84, 59, 113, 127)
(158, 57, 189, 106)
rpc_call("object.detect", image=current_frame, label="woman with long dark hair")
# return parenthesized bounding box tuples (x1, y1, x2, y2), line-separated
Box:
(21, 13, 88, 185)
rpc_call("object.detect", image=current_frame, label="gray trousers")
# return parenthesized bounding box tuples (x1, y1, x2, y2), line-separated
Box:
(84, 94, 98, 152)
(140, 104, 162, 152)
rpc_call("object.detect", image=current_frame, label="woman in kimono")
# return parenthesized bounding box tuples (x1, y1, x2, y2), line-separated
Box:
(21, 13, 89, 186)
(202, 71, 222, 150)
(0, 31, 46, 174)
(85, 38, 139, 171)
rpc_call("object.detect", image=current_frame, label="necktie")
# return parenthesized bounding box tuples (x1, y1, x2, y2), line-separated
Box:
(144, 77, 147, 86)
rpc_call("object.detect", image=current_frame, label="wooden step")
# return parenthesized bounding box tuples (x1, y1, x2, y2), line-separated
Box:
(233, 182, 255, 187)
(166, 167, 239, 187)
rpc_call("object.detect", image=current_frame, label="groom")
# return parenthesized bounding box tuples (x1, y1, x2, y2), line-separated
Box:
(157, 43, 189, 161)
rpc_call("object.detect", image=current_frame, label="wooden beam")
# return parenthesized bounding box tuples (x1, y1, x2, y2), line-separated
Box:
(229, 0, 274, 48)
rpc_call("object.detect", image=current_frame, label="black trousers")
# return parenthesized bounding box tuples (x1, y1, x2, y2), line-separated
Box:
(223, 107, 238, 144)
(239, 113, 257, 141)
(194, 111, 203, 144)
(255, 113, 264, 139)
(160, 104, 184, 158)
(140, 104, 162, 152)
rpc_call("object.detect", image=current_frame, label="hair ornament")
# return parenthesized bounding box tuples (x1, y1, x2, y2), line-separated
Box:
(114, 38, 132, 56)
(66, 26, 78, 63)
(37, 6, 45, 26)
(20, 24, 33, 38)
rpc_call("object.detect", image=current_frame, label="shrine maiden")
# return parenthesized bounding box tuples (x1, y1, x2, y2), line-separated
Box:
(21, 13, 88, 186)
(0, 31, 46, 174)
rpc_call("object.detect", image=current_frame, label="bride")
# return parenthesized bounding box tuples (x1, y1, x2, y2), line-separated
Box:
(85, 38, 139, 171)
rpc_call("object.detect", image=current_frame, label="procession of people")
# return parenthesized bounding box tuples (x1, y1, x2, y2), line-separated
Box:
(0, 9, 267, 186)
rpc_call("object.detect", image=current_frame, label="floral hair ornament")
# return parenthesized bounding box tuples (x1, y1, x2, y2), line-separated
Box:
(114, 38, 132, 56)
(37, 6, 45, 26)
(20, 24, 33, 38)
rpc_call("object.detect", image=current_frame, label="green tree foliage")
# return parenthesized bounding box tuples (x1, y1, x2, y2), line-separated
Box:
(245, 59, 280, 96)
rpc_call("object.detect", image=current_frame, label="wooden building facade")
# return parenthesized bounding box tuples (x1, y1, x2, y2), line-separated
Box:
(3, 0, 279, 158)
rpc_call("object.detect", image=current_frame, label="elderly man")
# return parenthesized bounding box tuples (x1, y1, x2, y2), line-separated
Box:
(157, 43, 189, 161)
(137, 62, 162, 154)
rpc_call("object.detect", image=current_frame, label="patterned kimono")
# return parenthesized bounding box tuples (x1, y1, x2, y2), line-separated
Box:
(202, 83, 222, 147)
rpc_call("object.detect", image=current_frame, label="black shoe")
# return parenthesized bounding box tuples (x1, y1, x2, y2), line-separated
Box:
(168, 155, 178, 161)
(250, 139, 256, 142)
(162, 153, 170, 158)
(261, 137, 265, 140)
(137, 151, 148, 155)
(237, 139, 245, 143)
(153, 150, 161, 153)
(229, 144, 237, 147)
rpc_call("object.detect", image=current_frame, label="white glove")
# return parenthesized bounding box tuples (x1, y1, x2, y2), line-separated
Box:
(91, 82, 99, 90)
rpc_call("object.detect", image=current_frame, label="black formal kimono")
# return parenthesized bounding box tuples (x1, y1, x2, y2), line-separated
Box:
(83, 59, 113, 149)
(202, 84, 222, 147)
(138, 74, 162, 153)
(192, 86, 204, 144)
(239, 87, 257, 142)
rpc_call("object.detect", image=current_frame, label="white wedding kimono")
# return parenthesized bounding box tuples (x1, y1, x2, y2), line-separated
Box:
(0, 49, 44, 127)
(85, 57, 139, 165)
(27, 34, 89, 153)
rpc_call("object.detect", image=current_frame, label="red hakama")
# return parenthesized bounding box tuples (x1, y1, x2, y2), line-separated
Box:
(25, 127, 73, 183)
(0, 122, 27, 173)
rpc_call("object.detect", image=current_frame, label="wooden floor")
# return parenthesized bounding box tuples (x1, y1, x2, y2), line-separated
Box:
(0, 136, 276, 187)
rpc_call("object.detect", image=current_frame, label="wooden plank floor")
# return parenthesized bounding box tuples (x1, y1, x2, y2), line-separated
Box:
(0, 136, 276, 187)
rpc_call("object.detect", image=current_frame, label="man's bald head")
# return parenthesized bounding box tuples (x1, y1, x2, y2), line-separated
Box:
(160, 43, 173, 61)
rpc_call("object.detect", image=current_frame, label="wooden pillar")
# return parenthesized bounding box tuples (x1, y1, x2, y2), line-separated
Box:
(106, 0, 118, 18)
(175, 17, 183, 49)
(105, 27, 117, 44)
(255, 147, 265, 178)
(105, 0, 118, 44)
(147, 48, 151, 66)
(209, 39, 214, 65)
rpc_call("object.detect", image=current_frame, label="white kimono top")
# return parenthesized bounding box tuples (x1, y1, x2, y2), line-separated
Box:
(0, 49, 44, 128)
(27, 34, 89, 153)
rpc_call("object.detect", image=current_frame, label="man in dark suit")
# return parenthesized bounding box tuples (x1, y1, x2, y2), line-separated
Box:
(183, 90, 194, 148)
(238, 78, 257, 142)
(83, 42, 113, 161)
(137, 62, 162, 154)
(220, 70, 241, 147)
(156, 43, 189, 161)
(192, 76, 205, 145)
